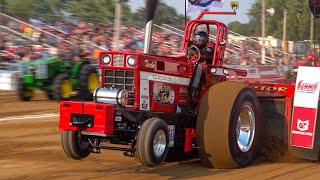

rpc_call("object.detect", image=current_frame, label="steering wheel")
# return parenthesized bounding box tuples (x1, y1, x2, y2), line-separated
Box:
(184, 45, 201, 63)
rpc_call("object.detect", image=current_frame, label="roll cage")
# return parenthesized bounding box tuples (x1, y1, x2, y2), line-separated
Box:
(182, 11, 236, 66)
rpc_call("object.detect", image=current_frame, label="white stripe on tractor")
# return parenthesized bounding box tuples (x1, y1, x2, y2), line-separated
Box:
(140, 71, 190, 85)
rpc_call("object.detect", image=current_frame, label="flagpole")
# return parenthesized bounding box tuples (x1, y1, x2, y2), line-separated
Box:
(313, 0, 316, 66)
(185, 0, 187, 26)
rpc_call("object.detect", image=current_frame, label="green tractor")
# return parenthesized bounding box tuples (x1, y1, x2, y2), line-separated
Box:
(17, 57, 99, 101)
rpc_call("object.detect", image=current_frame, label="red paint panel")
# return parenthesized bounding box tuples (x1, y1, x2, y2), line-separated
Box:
(139, 54, 190, 77)
(184, 128, 197, 152)
(84, 103, 115, 135)
(290, 106, 317, 149)
(59, 101, 83, 131)
(59, 101, 115, 135)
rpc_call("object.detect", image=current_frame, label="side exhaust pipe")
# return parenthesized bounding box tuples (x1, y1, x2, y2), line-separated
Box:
(144, 0, 159, 54)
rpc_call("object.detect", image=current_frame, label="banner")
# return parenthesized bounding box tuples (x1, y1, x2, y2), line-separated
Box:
(186, 0, 225, 12)
(290, 66, 320, 149)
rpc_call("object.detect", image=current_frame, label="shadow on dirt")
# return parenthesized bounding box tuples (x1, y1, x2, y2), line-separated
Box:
(97, 159, 233, 179)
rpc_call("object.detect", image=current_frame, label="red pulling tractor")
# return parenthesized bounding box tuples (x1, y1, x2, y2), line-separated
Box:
(58, 3, 320, 169)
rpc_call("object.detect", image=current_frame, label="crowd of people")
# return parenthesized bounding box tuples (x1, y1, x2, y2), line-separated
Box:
(224, 39, 302, 66)
(0, 18, 314, 66)
(0, 19, 183, 64)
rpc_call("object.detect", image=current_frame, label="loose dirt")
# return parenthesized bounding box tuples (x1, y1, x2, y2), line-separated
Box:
(1, 90, 320, 180)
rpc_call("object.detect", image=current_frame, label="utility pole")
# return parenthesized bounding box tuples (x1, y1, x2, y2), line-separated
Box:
(0, 0, 3, 26)
(113, 0, 122, 50)
(283, 9, 288, 64)
(261, 0, 266, 64)
(310, 12, 314, 49)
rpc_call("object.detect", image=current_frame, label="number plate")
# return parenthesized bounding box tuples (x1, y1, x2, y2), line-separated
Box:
(115, 116, 122, 122)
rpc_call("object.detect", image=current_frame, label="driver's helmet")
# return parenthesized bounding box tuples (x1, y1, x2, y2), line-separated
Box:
(193, 31, 209, 49)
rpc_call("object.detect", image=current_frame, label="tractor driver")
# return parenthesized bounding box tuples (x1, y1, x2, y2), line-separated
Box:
(190, 31, 214, 64)
(187, 31, 214, 113)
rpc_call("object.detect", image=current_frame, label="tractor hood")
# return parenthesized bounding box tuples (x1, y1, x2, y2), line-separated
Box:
(29, 57, 60, 66)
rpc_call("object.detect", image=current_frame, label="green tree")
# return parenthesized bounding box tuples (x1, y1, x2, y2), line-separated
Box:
(65, 0, 132, 23)
(228, 21, 252, 36)
(245, 0, 312, 41)
(133, 0, 190, 28)
(4, 0, 66, 20)
(66, 0, 114, 22)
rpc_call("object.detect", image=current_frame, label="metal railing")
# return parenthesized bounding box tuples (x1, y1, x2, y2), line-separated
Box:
(0, 13, 79, 48)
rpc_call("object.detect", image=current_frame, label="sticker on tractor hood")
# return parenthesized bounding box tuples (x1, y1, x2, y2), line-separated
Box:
(144, 59, 156, 69)
(152, 82, 175, 105)
(140, 72, 190, 85)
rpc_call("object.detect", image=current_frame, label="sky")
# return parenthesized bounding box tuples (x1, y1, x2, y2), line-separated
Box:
(128, 0, 255, 25)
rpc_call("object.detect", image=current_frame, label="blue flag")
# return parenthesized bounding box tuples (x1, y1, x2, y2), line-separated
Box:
(187, 0, 225, 12)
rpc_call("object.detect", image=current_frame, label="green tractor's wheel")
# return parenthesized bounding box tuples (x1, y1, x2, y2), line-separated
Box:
(17, 78, 33, 101)
(197, 81, 262, 168)
(61, 130, 91, 159)
(46, 91, 55, 100)
(79, 65, 99, 101)
(53, 74, 73, 101)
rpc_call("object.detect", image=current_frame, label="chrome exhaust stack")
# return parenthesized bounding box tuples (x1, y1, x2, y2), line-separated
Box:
(143, 0, 159, 54)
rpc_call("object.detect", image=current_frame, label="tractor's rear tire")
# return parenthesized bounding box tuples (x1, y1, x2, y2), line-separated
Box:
(61, 130, 91, 160)
(53, 74, 73, 101)
(17, 78, 33, 101)
(136, 117, 169, 167)
(79, 65, 99, 101)
(197, 81, 261, 168)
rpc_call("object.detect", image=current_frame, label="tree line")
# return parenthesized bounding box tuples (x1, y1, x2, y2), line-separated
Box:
(229, 0, 318, 42)
(0, 0, 188, 27)
(1, 0, 316, 42)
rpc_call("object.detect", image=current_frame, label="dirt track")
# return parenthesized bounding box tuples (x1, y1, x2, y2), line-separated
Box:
(1, 90, 320, 179)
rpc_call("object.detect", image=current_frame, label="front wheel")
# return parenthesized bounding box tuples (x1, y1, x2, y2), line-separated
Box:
(61, 130, 91, 160)
(17, 78, 33, 101)
(136, 117, 169, 167)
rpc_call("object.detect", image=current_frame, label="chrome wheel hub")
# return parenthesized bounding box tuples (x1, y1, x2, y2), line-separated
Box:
(236, 105, 255, 152)
(153, 130, 166, 157)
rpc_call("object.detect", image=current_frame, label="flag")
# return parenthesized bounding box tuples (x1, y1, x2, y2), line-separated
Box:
(186, 0, 225, 12)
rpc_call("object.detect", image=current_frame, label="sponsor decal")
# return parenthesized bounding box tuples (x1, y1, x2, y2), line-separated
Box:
(291, 107, 316, 148)
(140, 79, 150, 111)
(296, 80, 319, 93)
(251, 86, 288, 92)
(140, 71, 190, 86)
(297, 119, 310, 132)
(142, 103, 148, 110)
(168, 125, 175, 147)
(153, 75, 172, 82)
(144, 60, 155, 69)
(179, 99, 187, 103)
(141, 95, 149, 100)
(152, 82, 175, 105)
(291, 67, 320, 149)
(179, 87, 188, 94)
